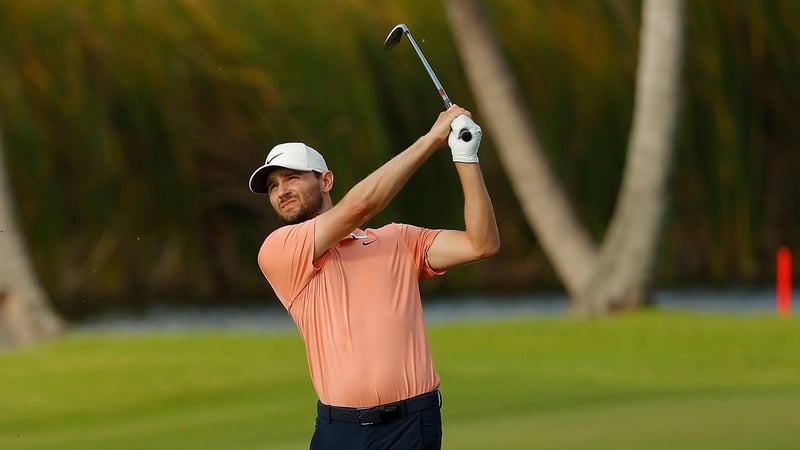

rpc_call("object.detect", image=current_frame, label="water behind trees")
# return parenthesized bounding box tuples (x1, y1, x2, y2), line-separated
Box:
(71, 287, 788, 334)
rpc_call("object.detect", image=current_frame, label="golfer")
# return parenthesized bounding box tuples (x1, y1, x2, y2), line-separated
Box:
(249, 105, 499, 449)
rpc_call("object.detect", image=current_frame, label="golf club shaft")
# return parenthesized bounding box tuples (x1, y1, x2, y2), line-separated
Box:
(394, 26, 471, 142)
(402, 30, 452, 109)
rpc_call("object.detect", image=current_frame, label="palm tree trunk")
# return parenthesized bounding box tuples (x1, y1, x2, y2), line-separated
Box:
(574, 0, 685, 314)
(443, 0, 685, 315)
(442, 0, 598, 299)
(0, 114, 64, 347)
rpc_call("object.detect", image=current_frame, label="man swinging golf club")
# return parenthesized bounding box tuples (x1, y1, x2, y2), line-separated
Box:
(251, 22, 497, 448)
(250, 104, 497, 449)
(249, 103, 498, 449)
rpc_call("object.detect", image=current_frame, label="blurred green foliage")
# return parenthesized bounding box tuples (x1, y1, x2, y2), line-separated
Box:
(0, 1, 797, 315)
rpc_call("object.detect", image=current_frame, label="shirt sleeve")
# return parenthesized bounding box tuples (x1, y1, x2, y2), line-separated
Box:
(392, 223, 446, 280)
(257, 219, 319, 310)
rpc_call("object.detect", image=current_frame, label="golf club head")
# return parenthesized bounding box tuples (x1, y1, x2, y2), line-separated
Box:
(383, 23, 408, 51)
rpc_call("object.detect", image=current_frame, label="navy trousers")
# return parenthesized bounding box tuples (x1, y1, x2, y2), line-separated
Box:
(310, 401, 442, 450)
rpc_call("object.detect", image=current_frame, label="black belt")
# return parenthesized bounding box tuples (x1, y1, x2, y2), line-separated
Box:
(317, 390, 441, 426)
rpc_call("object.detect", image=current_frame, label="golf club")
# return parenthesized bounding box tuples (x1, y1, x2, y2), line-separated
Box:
(384, 23, 472, 142)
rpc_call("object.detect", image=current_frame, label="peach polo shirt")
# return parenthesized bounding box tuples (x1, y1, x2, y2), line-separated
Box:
(258, 219, 444, 407)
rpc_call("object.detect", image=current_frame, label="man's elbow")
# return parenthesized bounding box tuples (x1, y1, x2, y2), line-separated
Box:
(476, 237, 501, 260)
(339, 195, 376, 227)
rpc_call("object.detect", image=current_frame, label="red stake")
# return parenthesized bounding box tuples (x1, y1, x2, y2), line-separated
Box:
(777, 247, 792, 317)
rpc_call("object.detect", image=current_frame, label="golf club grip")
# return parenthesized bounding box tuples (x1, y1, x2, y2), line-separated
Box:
(441, 97, 472, 141)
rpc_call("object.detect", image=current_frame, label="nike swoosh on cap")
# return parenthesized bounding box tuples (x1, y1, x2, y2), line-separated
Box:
(266, 152, 284, 164)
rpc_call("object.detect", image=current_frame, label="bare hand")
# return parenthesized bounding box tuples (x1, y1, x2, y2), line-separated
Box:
(426, 104, 472, 148)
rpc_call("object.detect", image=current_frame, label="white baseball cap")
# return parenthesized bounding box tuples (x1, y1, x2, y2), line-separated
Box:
(249, 142, 329, 194)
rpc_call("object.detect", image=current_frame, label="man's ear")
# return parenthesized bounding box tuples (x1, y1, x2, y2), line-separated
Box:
(320, 171, 334, 193)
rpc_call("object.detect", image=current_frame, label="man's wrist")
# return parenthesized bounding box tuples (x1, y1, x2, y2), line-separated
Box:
(418, 133, 444, 152)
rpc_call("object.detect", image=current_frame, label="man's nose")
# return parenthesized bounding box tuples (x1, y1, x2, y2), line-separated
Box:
(276, 183, 291, 199)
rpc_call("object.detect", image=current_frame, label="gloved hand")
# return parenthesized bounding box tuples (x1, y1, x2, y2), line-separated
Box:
(448, 115, 482, 163)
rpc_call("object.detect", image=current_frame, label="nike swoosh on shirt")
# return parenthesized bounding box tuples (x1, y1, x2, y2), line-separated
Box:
(266, 152, 284, 164)
(362, 240, 377, 246)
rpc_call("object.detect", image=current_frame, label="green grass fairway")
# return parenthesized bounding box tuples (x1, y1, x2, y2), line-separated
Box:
(1, 312, 798, 449)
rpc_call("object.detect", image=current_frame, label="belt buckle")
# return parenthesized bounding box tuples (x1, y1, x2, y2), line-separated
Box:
(357, 405, 400, 426)
(357, 406, 380, 426)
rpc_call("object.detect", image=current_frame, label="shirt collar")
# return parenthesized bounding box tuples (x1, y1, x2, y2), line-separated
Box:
(348, 229, 368, 240)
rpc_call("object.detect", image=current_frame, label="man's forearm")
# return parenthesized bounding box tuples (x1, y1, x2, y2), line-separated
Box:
(335, 106, 467, 227)
(340, 134, 440, 225)
(313, 106, 472, 259)
(455, 162, 500, 258)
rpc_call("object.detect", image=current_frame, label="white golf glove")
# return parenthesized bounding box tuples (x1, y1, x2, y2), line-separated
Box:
(448, 115, 482, 163)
